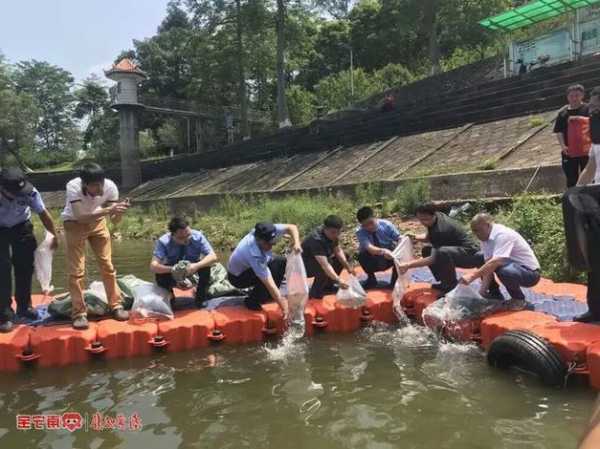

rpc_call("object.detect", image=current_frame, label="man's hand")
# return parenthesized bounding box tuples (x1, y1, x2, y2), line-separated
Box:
(396, 263, 410, 275)
(338, 280, 349, 290)
(292, 242, 302, 254)
(382, 249, 394, 260)
(50, 235, 59, 250)
(186, 263, 198, 276)
(347, 266, 356, 277)
(110, 202, 129, 215)
(459, 274, 476, 285)
(279, 297, 289, 321)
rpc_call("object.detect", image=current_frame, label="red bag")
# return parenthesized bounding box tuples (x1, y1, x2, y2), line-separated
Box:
(567, 116, 592, 157)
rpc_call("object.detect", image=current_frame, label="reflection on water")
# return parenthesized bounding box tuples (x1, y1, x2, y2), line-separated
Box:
(0, 322, 594, 449)
(5, 239, 594, 448)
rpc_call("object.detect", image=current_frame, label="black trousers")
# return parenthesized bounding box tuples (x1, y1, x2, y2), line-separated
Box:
(358, 251, 397, 284)
(227, 256, 286, 305)
(422, 246, 485, 289)
(0, 221, 37, 322)
(304, 254, 344, 298)
(562, 154, 589, 188)
(155, 265, 211, 303)
(587, 271, 600, 319)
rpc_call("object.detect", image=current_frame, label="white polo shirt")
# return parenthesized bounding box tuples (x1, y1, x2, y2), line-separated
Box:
(61, 178, 119, 221)
(481, 223, 540, 270)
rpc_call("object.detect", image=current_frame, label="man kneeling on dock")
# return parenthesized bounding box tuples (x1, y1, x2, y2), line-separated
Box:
(395, 203, 486, 294)
(227, 222, 301, 319)
(460, 213, 541, 300)
(355, 207, 401, 289)
(150, 217, 218, 307)
(302, 215, 354, 299)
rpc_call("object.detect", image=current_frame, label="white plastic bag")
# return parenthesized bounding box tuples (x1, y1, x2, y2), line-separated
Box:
(336, 275, 367, 308)
(391, 236, 414, 320)
(34, 232, 55, 295)
(130, 281, 174, 320)
(285, 253, 309, 330)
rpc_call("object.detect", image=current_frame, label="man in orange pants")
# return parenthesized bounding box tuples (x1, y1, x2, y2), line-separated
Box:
(61, 163, 130, 330)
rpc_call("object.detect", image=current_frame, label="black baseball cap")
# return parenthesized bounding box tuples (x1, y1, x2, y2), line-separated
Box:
(0, 167, 33, 195)
(255, 222, 277, 243)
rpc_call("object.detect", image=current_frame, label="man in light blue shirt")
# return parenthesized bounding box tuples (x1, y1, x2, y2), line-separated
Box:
(150, 217, 218, 306)
(0, 167, 58, 333)
(355, 206, 401, 289)
(227, 222, 301, 319)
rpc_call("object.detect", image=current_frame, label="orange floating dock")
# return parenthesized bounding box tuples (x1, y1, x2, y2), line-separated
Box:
(2, 275, 600, 390)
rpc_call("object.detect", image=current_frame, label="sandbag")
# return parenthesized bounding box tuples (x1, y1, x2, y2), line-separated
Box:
(207, 263, 243, 298)
(336, 275, 367, 308)
(47, 291, 110, 319)
(284, 252, 309, 331)
(34, 232, 54, 295)
(130, 280, 174, 320)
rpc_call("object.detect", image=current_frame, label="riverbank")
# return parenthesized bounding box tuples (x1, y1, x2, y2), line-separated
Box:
(38, 190, 580, 284)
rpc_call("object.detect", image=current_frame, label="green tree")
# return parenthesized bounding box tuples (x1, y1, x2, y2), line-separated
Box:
(13, 60, 77, 152)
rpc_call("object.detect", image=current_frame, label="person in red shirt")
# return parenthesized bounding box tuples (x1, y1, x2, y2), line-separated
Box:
(553, 84, 590, 188)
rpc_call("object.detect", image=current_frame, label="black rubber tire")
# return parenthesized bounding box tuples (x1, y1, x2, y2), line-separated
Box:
(487, 330, 567, 387)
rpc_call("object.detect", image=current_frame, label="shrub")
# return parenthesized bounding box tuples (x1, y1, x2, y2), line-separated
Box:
(495, 195, 582, 282)
(392, 180, 431, 217)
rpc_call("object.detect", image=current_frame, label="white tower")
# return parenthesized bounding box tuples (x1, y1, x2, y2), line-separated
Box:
(105, 59, 147, 190)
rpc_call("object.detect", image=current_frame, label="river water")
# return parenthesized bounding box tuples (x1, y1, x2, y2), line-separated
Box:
(0, 240, 595, 448)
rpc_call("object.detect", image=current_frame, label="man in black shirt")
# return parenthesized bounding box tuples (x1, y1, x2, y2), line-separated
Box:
(396, 203, 501, 296)
(302, 215, 354, 299)
(554, 84, 590, 188)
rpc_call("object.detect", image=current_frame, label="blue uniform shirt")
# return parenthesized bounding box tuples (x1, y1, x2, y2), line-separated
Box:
(153, 230, 215, 265)
(356, 219, 401, 252)
(227, 224, 286, 279)
(0, 188, 46, 228)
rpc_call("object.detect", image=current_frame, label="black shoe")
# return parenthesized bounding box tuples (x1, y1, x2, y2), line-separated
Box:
(17, 307, 38, 321)
(244, 297, 263, 311)
(0, 320, 14, 333)
(362, 276, 378, 290)
(574, 312, 597, 323)
(309, 290, 324, 300)
(431, 283, 456, 295)
(196, 298, 208, 309)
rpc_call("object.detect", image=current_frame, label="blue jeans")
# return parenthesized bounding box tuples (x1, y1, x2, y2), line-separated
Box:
(495, 262, 541, 300)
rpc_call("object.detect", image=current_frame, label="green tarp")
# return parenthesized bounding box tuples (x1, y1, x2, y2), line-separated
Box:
(480, 0, 600, 32)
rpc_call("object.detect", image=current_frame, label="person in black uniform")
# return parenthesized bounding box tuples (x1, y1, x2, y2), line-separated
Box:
(0, 168, 58, 333)
(554, 84, 590, 188)
(302, 215, 354, 299)
(395, 203, 501, 296)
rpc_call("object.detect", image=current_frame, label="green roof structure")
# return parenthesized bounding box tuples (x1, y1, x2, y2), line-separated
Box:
(480, 0, 600, 31)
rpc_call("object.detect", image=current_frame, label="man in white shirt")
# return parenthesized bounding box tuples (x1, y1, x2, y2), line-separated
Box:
(61, 163, 130, 330)
(460, 213, 541, 300)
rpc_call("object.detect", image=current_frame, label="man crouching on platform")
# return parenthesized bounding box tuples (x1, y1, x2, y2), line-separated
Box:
(150, 217, 218, 308)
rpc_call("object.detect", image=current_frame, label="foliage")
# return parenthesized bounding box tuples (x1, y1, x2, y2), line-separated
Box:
(496, 195, 582, 283)
(13, 60, 77, 153)
(286, 85, 316, 125)
(392, 180, 431, 217)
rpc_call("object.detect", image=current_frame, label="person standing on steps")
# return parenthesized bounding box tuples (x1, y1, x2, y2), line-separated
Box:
(227, 222, 302, 320)
(554, 84, 590, 188)
(355, 206, 401, 289)
(150, 217, 218, 308)
(61, 163, 130, 330)
(0, 167, 59, 333)
(302, 215, 355, 299)
(395, 203, 500, 296)
(461, 213, 541, 301)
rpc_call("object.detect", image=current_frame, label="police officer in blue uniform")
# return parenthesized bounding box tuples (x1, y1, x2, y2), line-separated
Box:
(0, 167, 58, 333)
